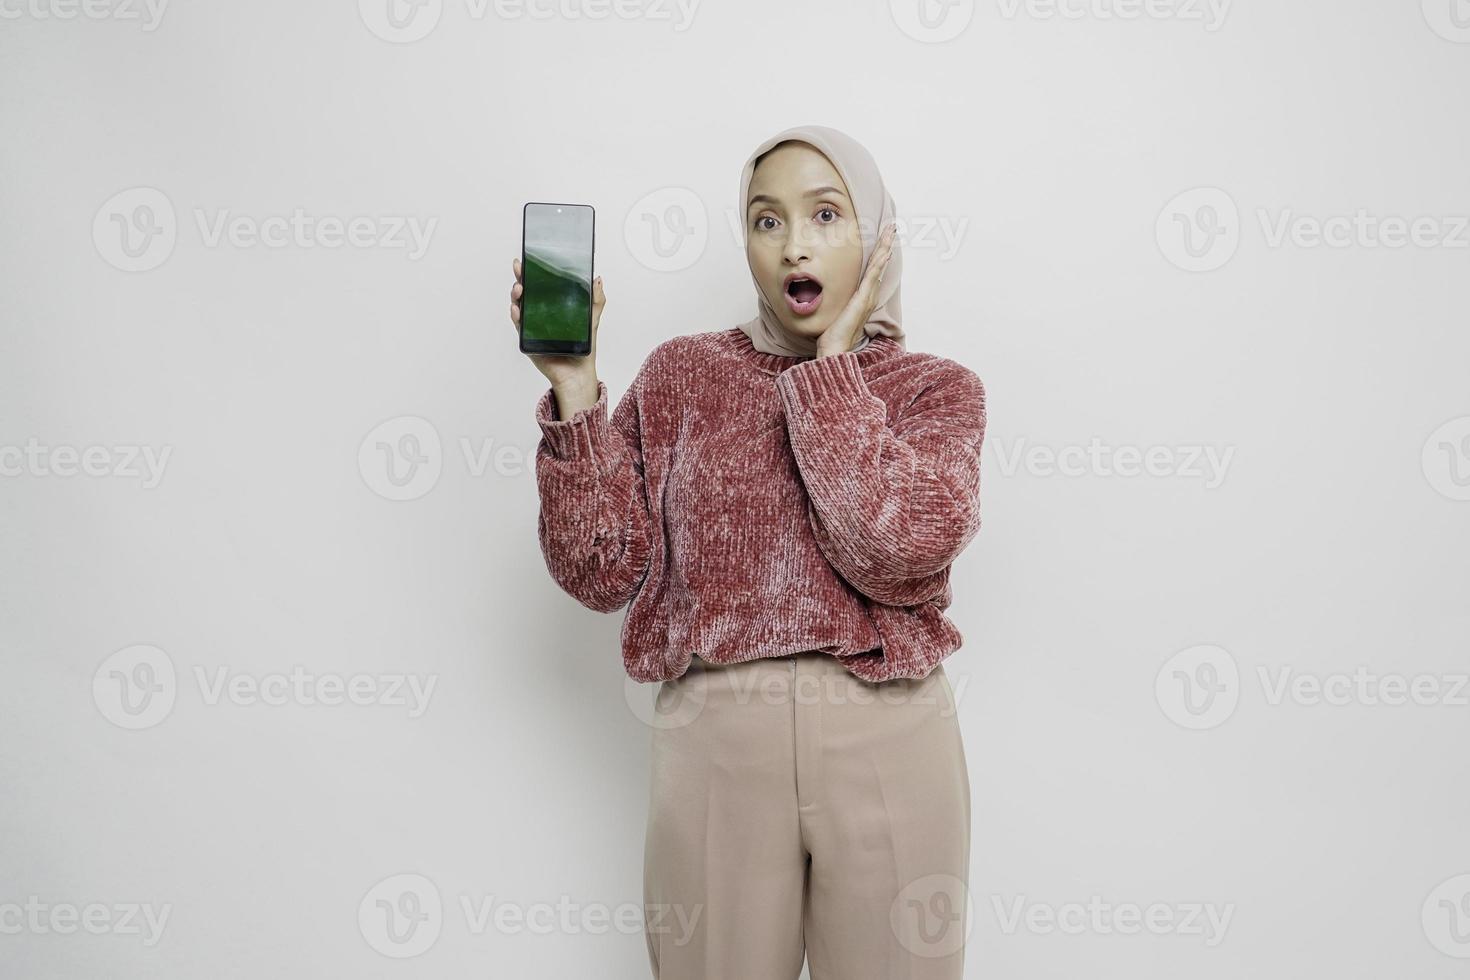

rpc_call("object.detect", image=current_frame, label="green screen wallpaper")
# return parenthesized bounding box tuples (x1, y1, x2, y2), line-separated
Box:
(523, 205, 593, 342)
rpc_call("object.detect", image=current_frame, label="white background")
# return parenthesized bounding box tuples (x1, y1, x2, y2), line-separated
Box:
(2, 0, 1468, 977)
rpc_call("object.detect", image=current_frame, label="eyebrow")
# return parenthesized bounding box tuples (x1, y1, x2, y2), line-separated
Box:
(747, 185, 849, 212)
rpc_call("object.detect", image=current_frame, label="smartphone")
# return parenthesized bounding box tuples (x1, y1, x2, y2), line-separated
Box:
(519, 202, 595, 356)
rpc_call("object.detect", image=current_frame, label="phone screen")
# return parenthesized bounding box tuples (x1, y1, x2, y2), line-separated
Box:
(520, 202, 594, 355)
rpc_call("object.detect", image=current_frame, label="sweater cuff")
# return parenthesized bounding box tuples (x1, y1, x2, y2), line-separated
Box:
(774, 351, 876, 417)
(535, 381, 617, 462)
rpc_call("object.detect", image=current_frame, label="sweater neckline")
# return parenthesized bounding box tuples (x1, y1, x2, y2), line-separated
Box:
(721, 327, 902, 376)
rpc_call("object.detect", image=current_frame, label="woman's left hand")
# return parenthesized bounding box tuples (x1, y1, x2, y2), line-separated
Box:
(816, 221, 897, 357)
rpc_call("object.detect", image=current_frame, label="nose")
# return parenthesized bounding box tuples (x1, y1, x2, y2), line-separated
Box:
(781, 228, 812, 267)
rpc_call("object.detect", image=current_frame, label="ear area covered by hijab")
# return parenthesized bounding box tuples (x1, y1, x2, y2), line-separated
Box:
(736, 124, 906, 357)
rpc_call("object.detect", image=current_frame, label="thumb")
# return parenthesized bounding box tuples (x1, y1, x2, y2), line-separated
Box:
(590, 275, 606, 331)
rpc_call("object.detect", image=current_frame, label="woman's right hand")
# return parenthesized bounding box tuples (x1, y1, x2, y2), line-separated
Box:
(510, 258, 604, 406)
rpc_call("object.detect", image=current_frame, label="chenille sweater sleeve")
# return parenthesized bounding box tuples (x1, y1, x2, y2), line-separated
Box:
(774, 352, 986, 607)
(534, 374, 655, 614)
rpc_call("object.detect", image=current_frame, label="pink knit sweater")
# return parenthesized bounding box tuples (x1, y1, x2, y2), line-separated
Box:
(533, 326, 987, 684)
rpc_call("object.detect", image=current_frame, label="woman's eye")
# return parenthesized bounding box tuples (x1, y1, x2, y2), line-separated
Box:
(755, 216, 776, 231)
(816, 207, 837, 223)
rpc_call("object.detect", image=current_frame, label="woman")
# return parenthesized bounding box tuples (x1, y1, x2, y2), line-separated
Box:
(510, 124, 986, 979)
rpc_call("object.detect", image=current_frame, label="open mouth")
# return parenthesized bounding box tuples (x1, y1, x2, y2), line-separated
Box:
(783, 275, 824, 316)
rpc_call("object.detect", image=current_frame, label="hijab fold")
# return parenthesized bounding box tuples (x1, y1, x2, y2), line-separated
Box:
(736, 124, 906, 357)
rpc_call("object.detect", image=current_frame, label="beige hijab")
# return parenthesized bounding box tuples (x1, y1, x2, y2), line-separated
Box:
(736, 124, 906, 357)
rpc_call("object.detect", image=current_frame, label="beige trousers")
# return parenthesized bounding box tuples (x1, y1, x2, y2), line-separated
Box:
(643, 651, 971, 979)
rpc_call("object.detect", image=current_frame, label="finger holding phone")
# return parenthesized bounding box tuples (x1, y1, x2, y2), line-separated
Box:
(511, 202, 602, 420)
